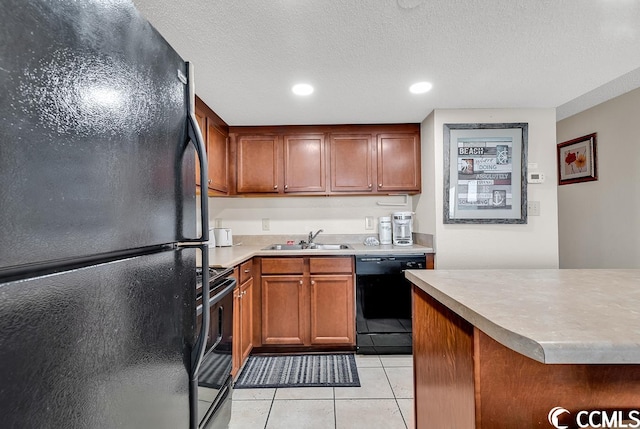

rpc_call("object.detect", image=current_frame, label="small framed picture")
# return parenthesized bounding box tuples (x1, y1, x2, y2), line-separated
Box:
(557, 133, 598, 185)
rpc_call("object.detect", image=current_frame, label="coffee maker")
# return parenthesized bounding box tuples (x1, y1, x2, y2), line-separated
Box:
(392, 211, 413, 246)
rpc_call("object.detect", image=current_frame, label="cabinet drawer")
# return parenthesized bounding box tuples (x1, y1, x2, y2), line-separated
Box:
(261, 257, 304, 274)
(240, 259, 253, 283)
(309, 257, 353, 274)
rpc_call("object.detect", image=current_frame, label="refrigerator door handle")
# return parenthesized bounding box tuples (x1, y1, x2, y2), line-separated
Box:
(189, 244, 209, 429)
(191, 246, 209, 377)
(183, 61, 209, 243)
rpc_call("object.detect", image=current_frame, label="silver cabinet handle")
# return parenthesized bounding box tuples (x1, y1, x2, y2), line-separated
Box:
(299, 280, 303, 285)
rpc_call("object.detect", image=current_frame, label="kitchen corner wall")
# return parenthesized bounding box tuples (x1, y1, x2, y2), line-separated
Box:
(556, 87, 640, 269)
(207, 195, 414, 237)
(415, 108, 559, 269)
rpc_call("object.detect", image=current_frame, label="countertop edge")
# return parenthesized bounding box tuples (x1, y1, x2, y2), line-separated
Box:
(206, 244, 434, 269)
(406, 269, 640, 365)
(406, 270, 549, 364)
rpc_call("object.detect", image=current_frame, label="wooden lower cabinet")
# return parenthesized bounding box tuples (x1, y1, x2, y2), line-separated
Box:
(261, 275, 306, 345)
(260, 256, 355, 348)
(309, 274, 354, 345)
(232, 260, 254, 378)
(239, 279, 253, 360)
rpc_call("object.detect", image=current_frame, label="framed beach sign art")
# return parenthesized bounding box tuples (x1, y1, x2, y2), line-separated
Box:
(557, 133, 598, 185)
(443, 122, 528, 224)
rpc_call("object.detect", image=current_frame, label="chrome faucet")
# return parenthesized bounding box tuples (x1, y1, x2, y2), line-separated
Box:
(308, 229, 323, 244)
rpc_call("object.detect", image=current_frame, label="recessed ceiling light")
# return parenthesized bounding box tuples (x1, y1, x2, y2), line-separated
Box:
(409, 81, 433, 94)
(292, 83, 314, 96)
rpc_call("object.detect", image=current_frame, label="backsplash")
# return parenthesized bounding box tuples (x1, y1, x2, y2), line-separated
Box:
(208, 195, 418, 235)
(233, 232, 433, 248)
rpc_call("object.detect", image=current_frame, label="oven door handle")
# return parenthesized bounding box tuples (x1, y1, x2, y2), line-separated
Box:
(208, 279, 237, 306)
(196, 279, 236, 314)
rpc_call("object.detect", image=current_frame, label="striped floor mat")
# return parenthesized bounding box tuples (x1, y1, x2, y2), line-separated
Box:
(234, 353, 360, 389)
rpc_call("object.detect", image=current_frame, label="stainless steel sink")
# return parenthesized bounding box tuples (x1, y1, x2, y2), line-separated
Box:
(262, 244, 305, 250)
(262, 243, 352, 251)
(311, 244, 352, 250)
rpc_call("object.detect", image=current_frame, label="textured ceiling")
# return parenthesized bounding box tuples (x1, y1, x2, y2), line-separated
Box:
(131, 0, 640, 125)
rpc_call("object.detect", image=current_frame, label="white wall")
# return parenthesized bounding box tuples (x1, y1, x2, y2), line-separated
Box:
(416, 108, 559, 269)
(208, 194, 414, 236)
(556, 88, 640, 268)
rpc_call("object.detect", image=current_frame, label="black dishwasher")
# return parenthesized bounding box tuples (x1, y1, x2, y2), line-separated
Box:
(355, 254, 426, 354)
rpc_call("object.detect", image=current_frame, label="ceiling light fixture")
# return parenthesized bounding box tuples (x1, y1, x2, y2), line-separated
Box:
(409, 81, 433, 94)
(292, 83, 314, 96)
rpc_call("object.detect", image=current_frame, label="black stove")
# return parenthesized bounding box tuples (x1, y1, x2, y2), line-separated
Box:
(196, 266, 234, 296)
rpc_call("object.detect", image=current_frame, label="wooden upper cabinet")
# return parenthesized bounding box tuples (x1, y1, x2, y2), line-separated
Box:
(195, 96, 230, 195)
(230, 124, 420, 196)
(329, 134, 374, 193)
(377, 133, 421, 193)
(284, 134, 325, 193)
(236, 134, 280, 193)
(207, 121, 229, 193)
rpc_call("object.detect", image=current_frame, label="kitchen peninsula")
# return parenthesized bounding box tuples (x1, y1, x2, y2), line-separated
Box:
(406, 269, 640, 429)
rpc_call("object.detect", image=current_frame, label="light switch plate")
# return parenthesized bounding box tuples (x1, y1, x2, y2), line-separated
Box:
(365, 216, 374, 230)
(262, 218, 270, 231)
(528, 201, 541, 216)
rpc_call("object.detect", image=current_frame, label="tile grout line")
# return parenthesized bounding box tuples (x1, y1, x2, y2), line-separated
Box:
(381, 359, 410, 429)
(332, 387, 337, 429)
(262, 388, 277, 429)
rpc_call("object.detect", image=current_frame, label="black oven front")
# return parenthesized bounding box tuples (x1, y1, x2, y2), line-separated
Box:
(195, 267, 236, 429)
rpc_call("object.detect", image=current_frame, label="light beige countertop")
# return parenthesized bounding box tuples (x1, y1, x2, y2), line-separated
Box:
(204, 243, 434, 268)
(406, 269, 640, 365)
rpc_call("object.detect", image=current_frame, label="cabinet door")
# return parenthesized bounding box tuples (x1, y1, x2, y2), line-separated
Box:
(261, 276, 306, 345)
(283, 134, 325, 193)
(237, 135, 281, 193)
(377, 133, 421, 193)
(309, 274, 354, 345)
(231, 287, 241, 377)
(207, 121, 229, 193)
(329, 134, 374, 192)
(240, 279, 253, 362)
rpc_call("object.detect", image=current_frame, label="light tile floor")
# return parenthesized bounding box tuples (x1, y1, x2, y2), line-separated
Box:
(229, 354, 414, 429)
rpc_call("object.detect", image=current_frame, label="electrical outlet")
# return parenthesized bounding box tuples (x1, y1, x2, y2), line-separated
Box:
(528, 201, 541, 216)
(365, 216, 374, 230)
(214, 218, 222, 228)
(262, 218, 270, 231)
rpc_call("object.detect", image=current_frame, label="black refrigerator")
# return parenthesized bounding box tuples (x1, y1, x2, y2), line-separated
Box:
(0, 1, 213, 428)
